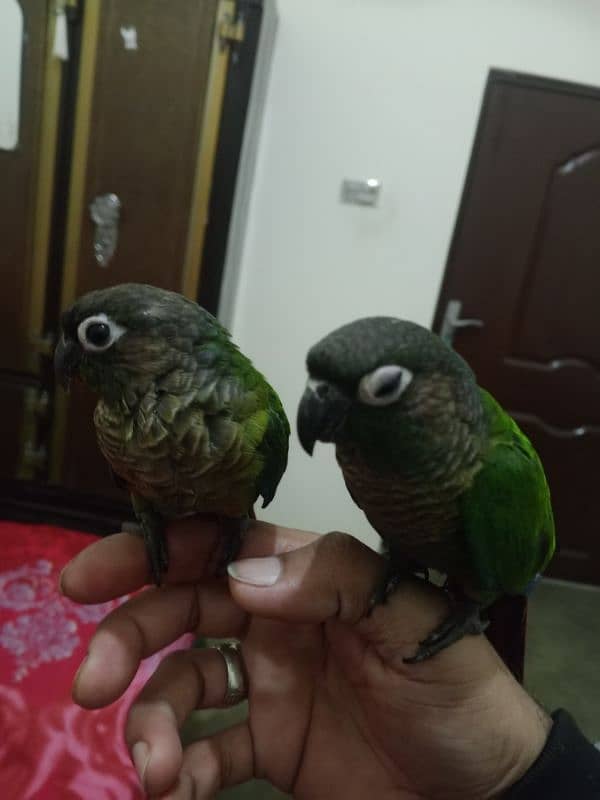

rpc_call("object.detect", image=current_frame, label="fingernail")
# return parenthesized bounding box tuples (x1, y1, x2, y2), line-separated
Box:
(72, 638, 102, 696)
(58, 566, 68, 595)
(72, 654, 89, 696)
(132, 741, 151, 788)
(227, 556, 281, 586)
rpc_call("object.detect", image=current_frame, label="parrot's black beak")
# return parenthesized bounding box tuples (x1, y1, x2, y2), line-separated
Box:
(54, 336, 82, 391)
(296, 379, 351, 455)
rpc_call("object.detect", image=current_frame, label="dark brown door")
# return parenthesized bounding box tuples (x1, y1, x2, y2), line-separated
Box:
(0, 2, 50, 479)
(70, 0, 218, 297)
(433, 70, 600, 586)
(54, 0, 221, 496)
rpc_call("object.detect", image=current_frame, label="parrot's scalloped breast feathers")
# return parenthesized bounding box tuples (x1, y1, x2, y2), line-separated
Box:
(306, 317, 474, 389)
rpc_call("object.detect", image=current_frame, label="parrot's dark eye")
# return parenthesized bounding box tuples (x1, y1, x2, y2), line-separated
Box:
(77, 314, 126, 353)
(358, 365, 413, 407)
(86, 322, 110, 346)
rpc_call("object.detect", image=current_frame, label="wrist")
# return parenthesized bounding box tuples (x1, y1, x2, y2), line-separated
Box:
(489, 681, 552, 797)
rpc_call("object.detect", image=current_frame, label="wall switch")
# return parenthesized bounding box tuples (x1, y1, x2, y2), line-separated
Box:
(340, 178, 381, 207)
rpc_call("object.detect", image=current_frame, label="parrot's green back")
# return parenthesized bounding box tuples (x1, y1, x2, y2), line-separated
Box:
(460, 389, 555, 599)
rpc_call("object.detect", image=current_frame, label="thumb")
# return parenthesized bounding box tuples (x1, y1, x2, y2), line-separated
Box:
(226, 531, 501, 675)
(227, 531, 384, 625)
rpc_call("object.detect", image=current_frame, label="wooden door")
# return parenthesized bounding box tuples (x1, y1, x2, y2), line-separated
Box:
(0, 1, 51, 479)
(53, 0, 231, 496)
(433, 70, 600, 586)
(68, 0, 218, 298)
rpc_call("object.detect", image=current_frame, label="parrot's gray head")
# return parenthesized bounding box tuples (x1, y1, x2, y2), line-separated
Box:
(54, 283, 227, 397)
(297, 317, 481, 468)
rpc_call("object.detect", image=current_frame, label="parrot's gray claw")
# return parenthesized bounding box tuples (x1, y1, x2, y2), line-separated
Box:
(214, 516, 250, 577)
(134, 511, 169, 586)
(368, 562, 429, 615)
(404, 600, 489, 664)
(368, 573, 403, 613)
(146, 530, 169, 586)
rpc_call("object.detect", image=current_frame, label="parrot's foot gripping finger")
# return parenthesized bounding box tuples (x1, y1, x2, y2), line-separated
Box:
(368, 561, 429, 615)
(137, 513, 169, 586)
(214, 515, 250, 577)
(404, 600, 489, 664)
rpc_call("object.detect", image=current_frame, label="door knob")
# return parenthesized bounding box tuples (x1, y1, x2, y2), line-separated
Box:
(90, 193, 121, 267)
(440, 299, 484, 346)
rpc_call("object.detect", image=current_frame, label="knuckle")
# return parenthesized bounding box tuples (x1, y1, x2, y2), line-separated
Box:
(320, 530, 357, 560)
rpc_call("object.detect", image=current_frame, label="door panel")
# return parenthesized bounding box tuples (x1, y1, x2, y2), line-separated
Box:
(0, 381, 27, 480)
(433, 71, 600, 585)
(0, 1, 48, 373)
(513, 148, 600, 365)
(0, 379, 49, 481)
(74, 0, 217, 295)
(0, 2, 50, 481)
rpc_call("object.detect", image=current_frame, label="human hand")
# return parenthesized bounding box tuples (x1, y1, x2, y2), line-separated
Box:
(60, 520, 551, 799)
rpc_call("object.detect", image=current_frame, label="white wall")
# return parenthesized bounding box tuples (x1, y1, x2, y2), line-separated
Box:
(0, 0, 22, 150)
(227, 0, 600, 547)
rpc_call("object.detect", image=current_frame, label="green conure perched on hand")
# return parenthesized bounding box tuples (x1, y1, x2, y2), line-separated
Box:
(54, 283, 289, 584)
(297, 317, 555, 668)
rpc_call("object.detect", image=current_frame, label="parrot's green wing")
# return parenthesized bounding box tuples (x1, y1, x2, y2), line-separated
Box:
(256, 391, 290, 507)
(461, 389, 555, 598)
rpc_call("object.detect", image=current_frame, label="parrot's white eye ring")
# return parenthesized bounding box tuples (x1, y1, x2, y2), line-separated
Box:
(358, 365, 413, 406)
(77, 313, 127, 353)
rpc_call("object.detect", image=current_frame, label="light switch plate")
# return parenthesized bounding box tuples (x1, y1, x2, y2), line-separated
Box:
(340, 178, 381, 207)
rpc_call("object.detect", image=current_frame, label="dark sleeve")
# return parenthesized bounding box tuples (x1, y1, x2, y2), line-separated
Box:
(505, 709, 600, 798)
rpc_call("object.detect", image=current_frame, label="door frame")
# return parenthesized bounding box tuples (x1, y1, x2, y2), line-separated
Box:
(432, 67, 600, 334)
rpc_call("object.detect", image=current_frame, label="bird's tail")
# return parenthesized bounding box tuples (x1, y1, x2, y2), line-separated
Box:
(485, 594, 528, 683)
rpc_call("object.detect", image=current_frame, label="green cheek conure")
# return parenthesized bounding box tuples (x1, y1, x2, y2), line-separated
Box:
(55, 283, 289, 584)
(297, 317, 555, 666)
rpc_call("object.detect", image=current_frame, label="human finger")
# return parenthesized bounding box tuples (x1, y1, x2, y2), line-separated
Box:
(159, 724, 255, 800)
(227, 534, 502, 682)
(61, 519, 318, 604)
(227, 531, 384, 625)
(125, 646, 245, 797)
(73, 580, 244, 709)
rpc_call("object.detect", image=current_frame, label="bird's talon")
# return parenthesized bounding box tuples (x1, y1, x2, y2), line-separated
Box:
(368, 561, 431, 616)
(215, 516, 249, 577)
(403, 645, 432, 665)
(402, 601, 487, 664)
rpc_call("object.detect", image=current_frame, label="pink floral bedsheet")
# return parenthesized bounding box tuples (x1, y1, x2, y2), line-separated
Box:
(0, 521, 193, 799)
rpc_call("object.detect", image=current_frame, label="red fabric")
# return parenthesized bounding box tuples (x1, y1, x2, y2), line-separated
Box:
(0, 521, 194, 799)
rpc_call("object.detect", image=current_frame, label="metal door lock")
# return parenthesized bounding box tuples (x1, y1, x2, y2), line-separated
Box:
(90, 193, 121, 266)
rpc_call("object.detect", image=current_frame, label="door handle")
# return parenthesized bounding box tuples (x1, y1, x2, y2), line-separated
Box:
(440, 299, 484, 346)
(89, 193, 121, 266)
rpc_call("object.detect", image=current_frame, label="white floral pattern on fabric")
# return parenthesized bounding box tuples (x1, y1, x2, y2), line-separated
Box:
(0, 559, 56, 611)
(0, 560, 123, 682)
